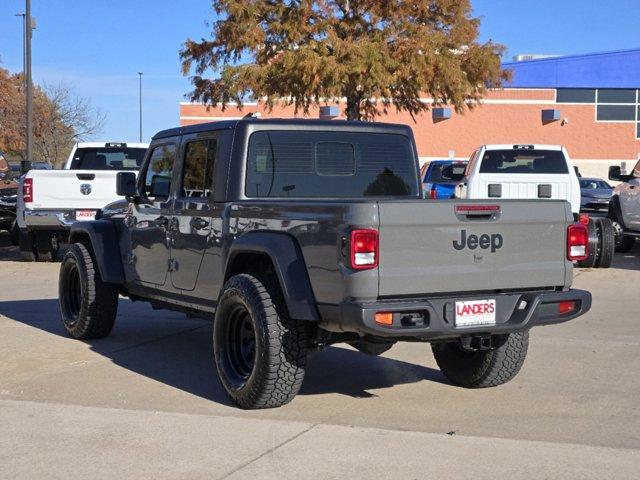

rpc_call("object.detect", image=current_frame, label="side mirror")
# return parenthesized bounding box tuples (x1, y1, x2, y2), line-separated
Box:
(607, 165, 633, 182)
(116, 172, 137, 200)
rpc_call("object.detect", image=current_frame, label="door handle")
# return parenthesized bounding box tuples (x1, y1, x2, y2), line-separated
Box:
(191, 217, 210, 230)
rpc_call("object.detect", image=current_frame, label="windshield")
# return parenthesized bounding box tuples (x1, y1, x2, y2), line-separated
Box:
(479, 149, 569, 174)
(580, 179, 611, 189)
(70, 147, 147, 170)
(245, 131, 419, 198)
(425, 162, 466, 182)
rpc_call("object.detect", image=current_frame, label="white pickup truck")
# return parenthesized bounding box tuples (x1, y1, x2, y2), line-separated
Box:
(456, 144, 614, 268)
(17, 142, 148, 261)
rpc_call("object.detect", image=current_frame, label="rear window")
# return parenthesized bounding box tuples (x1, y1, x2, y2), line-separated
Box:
(70, 147, 147, 170)
(245, 131, 418, 197)
(425, 162, 466, 182)
(479, 150, 569, 174)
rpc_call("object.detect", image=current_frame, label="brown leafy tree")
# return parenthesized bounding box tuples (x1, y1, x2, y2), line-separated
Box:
(0, 66, 105, 166)
(181, 0, 509, 120)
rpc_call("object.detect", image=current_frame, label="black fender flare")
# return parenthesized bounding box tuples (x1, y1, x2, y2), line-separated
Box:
(608, 195, 626, 227)
(225, 232, 320, 321)
(69, 220, 125, 284)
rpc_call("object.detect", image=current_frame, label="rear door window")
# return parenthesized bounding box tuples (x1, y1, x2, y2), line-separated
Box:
(479, 150, 569, 174)
(245, 131, 418, 197)
(181, 140, 216, 198)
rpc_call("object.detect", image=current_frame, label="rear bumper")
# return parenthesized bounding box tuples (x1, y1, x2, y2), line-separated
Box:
(330, 289, 591, 340)
(23, 209, 86, 230)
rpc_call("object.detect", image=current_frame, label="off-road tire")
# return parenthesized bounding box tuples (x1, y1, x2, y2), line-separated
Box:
(594, 217, 614, 268)
(58, 243, 118, 339)
(432, 331, 529, 388)
(349, 340, 395, 356)
(213, 274, 307, 409)
(35, 232, 58, 262)
(19, 229, 36, 262)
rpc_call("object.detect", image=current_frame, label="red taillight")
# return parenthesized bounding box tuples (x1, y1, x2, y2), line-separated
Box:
(567, 224, 589, 261)
(350, 229, 378, 270)
(23, 178, 33, 203)
(429, 187, 437, 199)
(558, 301, 576, 314)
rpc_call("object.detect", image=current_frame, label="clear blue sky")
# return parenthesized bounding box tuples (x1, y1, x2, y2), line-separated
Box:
(1, 0, 639, 142)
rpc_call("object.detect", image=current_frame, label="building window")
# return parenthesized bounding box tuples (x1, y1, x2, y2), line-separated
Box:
(556, 89, 596, 103)
(597, 89, 636, 104)
(637, 123, 640, 139)
(596, 105, 636, 121)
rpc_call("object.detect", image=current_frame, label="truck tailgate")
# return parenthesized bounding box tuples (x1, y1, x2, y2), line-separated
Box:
(472, 174, 570, 201)
(377, 200, 570, 296)
(28, 170, 124, 210)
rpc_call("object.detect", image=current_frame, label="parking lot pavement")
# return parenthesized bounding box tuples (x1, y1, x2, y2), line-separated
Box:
(1, 233, 639, 479)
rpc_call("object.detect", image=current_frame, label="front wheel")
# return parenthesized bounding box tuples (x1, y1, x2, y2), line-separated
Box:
(213, 274, 307, 409)
(432, 331, 529, 388)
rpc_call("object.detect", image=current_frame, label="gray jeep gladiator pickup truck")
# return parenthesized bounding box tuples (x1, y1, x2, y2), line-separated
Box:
(58, 119, 592, 409)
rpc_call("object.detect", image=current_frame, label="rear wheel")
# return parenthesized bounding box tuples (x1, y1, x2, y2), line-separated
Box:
(58, 243, 118, 339)
(594, 217, 614, 268)
(9, 220, 20, 246)
(213, 274, 307, 409)
(35, 232, 59, 262)
(19, 229, 37, 262)
(610, 213, 636, 252)
(432, 332, 529, 388)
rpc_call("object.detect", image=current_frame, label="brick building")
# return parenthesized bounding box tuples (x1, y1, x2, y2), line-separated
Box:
(179, 48, 640, 179)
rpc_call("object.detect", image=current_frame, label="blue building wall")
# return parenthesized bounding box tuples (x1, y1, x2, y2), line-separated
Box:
(503, 48, 640, 89)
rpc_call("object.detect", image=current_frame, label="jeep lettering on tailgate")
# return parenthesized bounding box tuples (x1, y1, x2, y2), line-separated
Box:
(453, 229, 503, 252)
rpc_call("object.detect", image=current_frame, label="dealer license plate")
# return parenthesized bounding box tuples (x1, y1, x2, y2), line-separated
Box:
(455, 299, 496, 327)
(76, 210, 96, 222)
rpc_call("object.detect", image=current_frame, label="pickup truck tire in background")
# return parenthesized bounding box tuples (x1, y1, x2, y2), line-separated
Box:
(577, 219, 599, 268)
(58, 243, 118, 339)
(9, 220, 19, 246)
(431, 332, 529, 388)
(594, 217, 614, 268)
(610, 219, 636, 252)
(19, 229, 37, 262)
(213, 274, 307, 409)
(35, 232, 59, 262)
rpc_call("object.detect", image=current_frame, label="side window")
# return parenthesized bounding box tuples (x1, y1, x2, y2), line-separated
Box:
(181, 139, 217, 198)
(143, 144, 176, 201)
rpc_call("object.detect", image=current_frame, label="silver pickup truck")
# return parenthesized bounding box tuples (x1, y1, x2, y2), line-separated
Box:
(609, 159, 640, 251)
(57, 119, 592, 409)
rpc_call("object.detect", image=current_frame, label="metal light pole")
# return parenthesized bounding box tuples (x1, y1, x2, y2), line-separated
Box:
(14, 13, 25, 77)
(138, 72, 143, 142)
(23, 0, 34, 174)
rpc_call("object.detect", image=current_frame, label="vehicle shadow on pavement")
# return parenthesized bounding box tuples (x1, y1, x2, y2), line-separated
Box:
(0, 298, 447, 404)
(611, 245, 640, 271)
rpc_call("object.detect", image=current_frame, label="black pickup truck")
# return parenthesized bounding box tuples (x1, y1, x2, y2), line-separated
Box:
(58, 119, 591, 409)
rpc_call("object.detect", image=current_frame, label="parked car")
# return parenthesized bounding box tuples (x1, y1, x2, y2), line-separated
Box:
(580, 178, 613, 211)
(608, 159, 640, 252)
(457, 144, 615, 268)
(10, 161, 53, 174)
(57, 119, 591, 409)
(16, 142, 148, 261)
(421, 160, 467, 199)
(0, 156, 19, 244)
